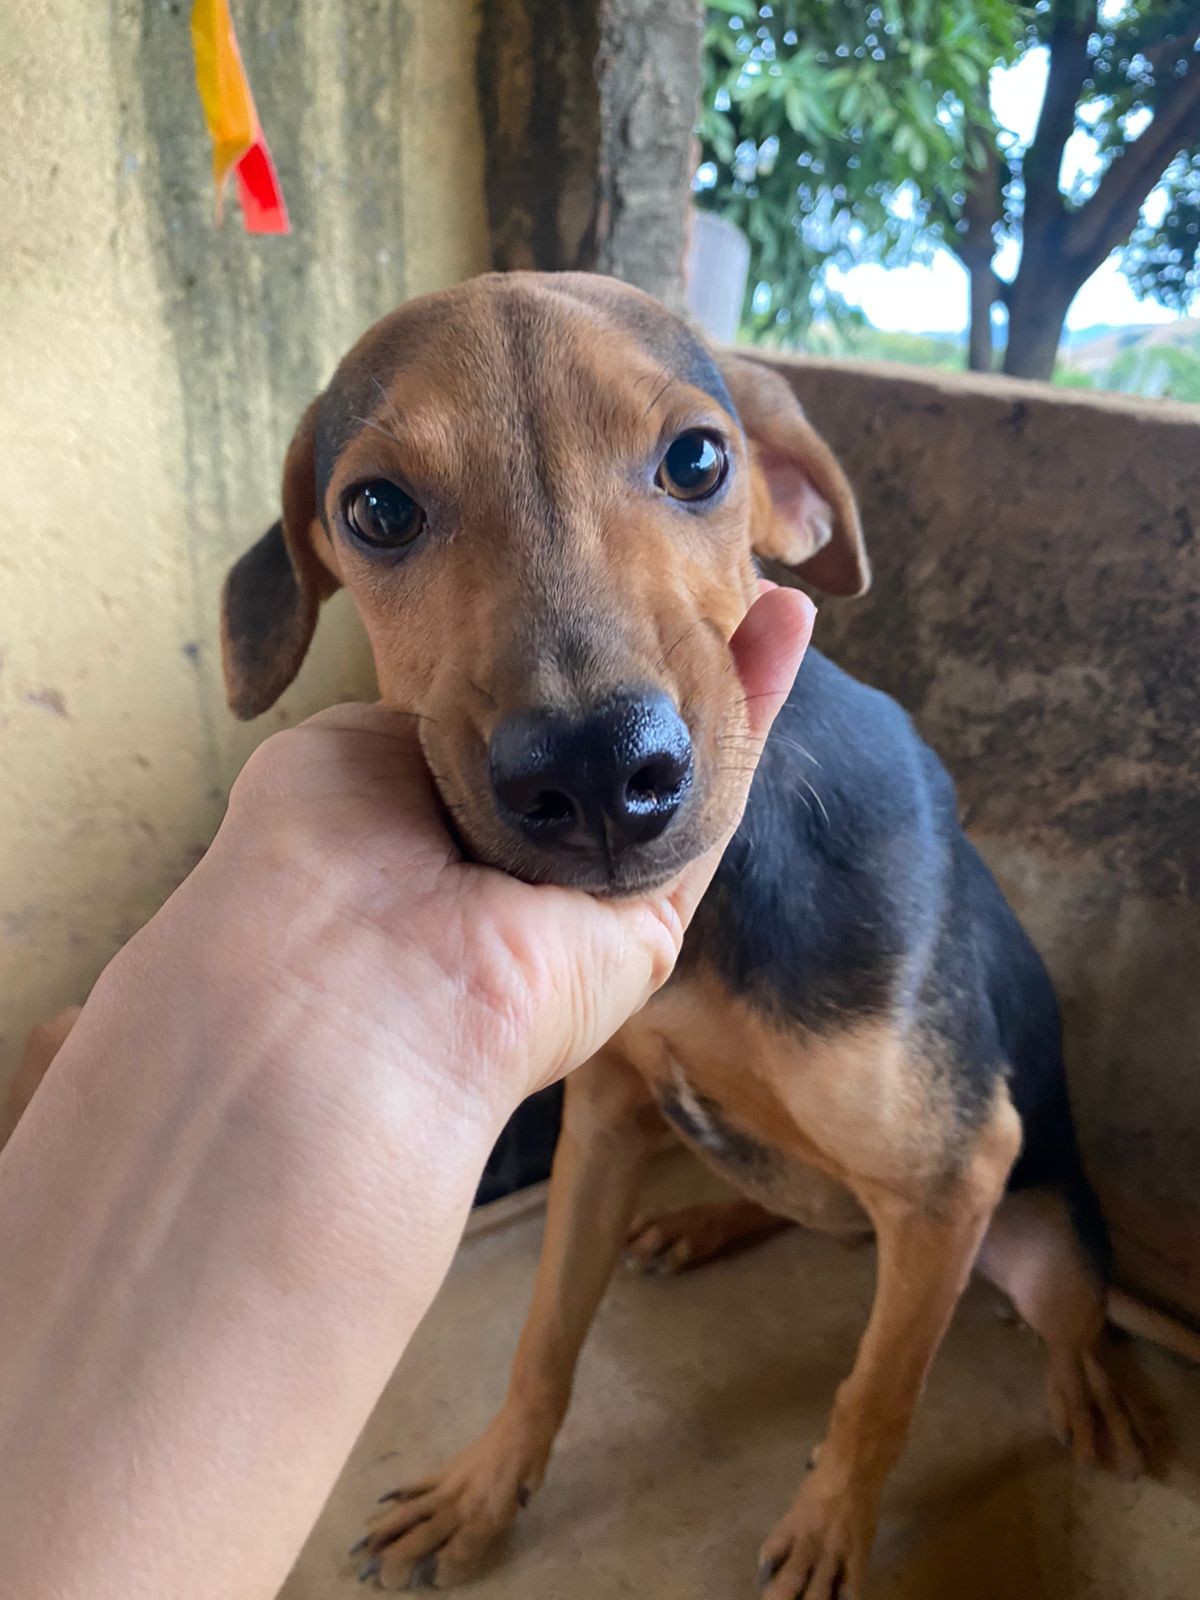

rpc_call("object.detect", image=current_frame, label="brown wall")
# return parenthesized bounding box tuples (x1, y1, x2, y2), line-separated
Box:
(757, 353, 1200, 1319)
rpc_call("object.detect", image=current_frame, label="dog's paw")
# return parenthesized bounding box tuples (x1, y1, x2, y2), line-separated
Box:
(756, 1474, 877, 1600)
(623, 1201, 783, 1276)
(1047, 1338, 1154, 1481)
(355, 1415, 548, 1590)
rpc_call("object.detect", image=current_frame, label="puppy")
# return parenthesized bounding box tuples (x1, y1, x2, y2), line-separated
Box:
(220, 272, 1151, 1598)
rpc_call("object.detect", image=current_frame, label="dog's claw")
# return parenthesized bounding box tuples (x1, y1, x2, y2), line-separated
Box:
(408, 1552, 438, 1588)
(517, 1482, 532, 1508)
(378, 1486, 421, 1505)
(758, 1554, 785, 1587)
(348, 1534, 369, 1557)
(357, 1555, 381, 1585)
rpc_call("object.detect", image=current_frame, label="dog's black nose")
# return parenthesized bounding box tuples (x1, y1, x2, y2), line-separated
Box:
(489, 692, 693, 856)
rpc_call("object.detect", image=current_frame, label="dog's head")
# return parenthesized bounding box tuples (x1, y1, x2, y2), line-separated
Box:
(222, 272, 867, 895)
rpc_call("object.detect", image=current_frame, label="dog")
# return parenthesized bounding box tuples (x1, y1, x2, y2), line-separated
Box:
(214, 271, 1179, 1597)
(27, 269, 1186, 1599)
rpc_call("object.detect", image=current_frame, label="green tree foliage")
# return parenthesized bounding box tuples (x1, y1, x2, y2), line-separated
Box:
(699, 2, 1200, 377)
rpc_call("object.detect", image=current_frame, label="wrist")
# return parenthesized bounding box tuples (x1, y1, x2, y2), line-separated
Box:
(88, 894, 512, 1280)
(149, 833, 522, 1125)
(103, 847, 515, 1157)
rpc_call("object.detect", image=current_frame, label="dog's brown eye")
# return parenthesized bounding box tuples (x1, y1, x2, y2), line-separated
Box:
(345, 480, 425, 549)
(657, 431, 727, 501)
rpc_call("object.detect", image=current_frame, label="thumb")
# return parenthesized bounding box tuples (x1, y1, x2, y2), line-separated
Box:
(659, 583, 815, 936)
(732, 582, 817, 745)
(630, 582, 819, 985)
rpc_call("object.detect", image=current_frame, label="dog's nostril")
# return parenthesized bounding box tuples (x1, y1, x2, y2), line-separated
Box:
(624, 756, 687, 812)
(627, 763, 660, 800)
(525, 789, 575, 826)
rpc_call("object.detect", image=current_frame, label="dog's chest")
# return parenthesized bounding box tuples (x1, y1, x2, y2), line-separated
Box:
(651, 1050, 869, 1233)
(615, 978, 915, 1235)
(617, 962, 959, 1223)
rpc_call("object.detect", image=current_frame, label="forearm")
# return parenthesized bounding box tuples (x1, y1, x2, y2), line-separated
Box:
(0, 875, 509, 1600)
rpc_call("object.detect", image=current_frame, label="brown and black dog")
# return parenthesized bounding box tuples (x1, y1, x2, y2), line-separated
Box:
(212, 271, 1167, 1597)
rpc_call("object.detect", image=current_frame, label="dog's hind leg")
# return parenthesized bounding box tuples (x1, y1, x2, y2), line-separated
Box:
(976, 1186, 1152, 1478)
(361, 1046, 661, 1591)
(624, 1198, 794, 1275)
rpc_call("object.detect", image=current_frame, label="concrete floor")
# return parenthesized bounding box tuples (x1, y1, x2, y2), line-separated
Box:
(281, 1152, 1200, 1600)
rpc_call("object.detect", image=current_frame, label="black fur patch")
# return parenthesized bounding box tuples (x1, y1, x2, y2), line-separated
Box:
(682, 646, 1106, 1255)
(687, 648, 934, 1029)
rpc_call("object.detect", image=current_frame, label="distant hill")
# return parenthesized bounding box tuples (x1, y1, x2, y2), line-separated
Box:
(796, 315, 1200, 402)
(1063, 317, 1200, 377)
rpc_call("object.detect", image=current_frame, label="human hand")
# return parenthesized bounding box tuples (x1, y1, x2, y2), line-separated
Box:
(186, 583, 813, 1121)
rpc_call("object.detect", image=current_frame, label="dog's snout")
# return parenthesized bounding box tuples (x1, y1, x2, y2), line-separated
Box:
(489, 692, 693, 858)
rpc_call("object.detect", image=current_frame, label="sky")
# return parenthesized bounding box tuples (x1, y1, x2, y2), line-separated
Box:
(829, 46, 1186, 334)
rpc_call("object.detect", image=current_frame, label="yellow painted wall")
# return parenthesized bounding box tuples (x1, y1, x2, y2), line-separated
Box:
(0, 0, 488, 1085)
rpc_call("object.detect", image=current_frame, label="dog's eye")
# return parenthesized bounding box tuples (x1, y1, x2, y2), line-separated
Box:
(656, 431, 727, 501)
(344, 480, 425, 549)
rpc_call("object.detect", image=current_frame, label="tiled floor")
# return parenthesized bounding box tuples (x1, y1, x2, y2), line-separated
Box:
(281, 1152, 1200, 1599)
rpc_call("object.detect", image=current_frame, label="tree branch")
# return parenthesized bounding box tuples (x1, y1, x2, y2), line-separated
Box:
(1065, 58, 1200, 280)
(1022, 2, 1099, 238)
(946, 232, 1010, 310)
(943, 137, 1010, 314)
(1135, 23, 1200, 75)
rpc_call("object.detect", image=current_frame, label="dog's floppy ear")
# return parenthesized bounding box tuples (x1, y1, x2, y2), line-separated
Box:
(721, 355, 869, 598)
(220, 400, 341, 720)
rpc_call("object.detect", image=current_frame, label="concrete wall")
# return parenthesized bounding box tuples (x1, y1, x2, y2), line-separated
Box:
(761, 354, 1200, 1318)
(1, 1, 488, 1085)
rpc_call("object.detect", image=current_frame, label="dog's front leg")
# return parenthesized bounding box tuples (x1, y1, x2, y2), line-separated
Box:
(361, 1046, 661, 1590)
(759, 1095, 1021, 1600)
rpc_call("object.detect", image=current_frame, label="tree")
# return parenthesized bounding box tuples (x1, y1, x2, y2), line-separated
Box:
(699, 1, 1200, 378)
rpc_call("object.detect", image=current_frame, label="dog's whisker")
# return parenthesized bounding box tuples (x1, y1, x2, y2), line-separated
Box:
(797, 775, 830, 828)
(656, 624, 699, 672)
(370, 374, 407, 440)
(351, 412, 408, 451)
(769, 733, 822, 767)
(641, 367, 677, 419)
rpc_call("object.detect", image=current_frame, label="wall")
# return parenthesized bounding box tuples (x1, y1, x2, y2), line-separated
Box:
(0, 0, 489, 1089)
(760, 353, 1200, 1319)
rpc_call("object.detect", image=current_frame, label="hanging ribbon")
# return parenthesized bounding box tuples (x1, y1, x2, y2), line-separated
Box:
(191, 0, 289, 234)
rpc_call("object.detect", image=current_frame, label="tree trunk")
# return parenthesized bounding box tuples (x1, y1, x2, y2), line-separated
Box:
(476, 0, 703, 307)
(958, 142, 1002, 372)
(1002, 277, 1077, 380)
(966, 259, 996, 372)
(592, 0, 704, 308)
